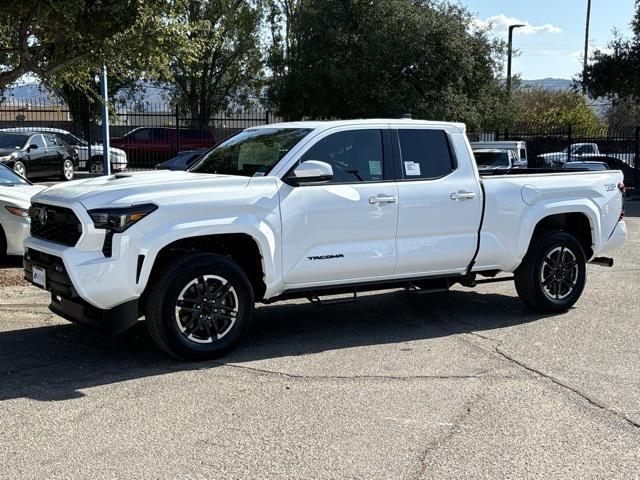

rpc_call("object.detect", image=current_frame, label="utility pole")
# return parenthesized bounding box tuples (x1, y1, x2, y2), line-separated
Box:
(507, 24, 526, 95)
(583, 0, 592, 93)
(99, 65, 111, 175)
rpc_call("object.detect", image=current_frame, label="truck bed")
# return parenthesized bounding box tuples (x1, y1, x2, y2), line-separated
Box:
(473, 169, 625, 273)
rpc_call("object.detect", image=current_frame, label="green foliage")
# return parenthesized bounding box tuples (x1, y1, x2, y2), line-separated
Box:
(265, 0, 506, 130)
(509, 88, 603, 133)
(0, 0, 149, 88)
(582, 0, 640, 101)
(165, 0, 265, 126)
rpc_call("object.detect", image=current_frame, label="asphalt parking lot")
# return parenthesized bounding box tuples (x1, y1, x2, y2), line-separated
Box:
(0, 201, 638, 479)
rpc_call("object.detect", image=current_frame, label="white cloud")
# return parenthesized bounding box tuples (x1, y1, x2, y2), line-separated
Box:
(473, 14, 562, 35)
(570, 45, 614, 64)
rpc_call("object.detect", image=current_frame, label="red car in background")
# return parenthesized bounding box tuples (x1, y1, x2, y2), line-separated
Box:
(111, 127, 215, 168)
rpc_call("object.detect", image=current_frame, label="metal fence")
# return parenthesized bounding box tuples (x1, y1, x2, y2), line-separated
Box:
(468, 126, 640, 167)
(0, 99, 638, 189)
(0, 98, 275, 169)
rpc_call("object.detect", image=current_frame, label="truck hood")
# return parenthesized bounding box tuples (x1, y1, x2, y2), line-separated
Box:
(33, 170, 253, 210)
(0, 184, 47, 207)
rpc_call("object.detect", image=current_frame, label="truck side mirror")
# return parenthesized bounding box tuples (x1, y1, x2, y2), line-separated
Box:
(286, 160, 333, 186)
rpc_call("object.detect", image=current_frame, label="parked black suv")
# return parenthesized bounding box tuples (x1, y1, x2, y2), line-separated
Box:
(0, 132, 77, 180)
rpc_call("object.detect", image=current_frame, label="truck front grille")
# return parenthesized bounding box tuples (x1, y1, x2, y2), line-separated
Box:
(29, 203, 82, 247)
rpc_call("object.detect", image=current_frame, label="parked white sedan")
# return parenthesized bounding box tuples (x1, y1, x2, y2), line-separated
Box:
(0, 164, 46, 256)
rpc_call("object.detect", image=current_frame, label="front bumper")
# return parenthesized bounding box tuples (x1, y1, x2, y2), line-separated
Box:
(23, 248, 139, 333)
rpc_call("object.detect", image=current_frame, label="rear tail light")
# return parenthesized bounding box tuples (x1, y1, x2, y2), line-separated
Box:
(619, 182, 625, 220)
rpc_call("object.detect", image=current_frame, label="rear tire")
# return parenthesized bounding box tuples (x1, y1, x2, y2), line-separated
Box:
(146, 253, 254, 360)
(13, 161, 26, 179)
(514, 231, 587, 313)
(61, 159, 75, 181)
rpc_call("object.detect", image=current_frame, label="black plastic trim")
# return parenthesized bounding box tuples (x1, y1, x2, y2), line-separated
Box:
(49, 295, 140, 334)
(466, 179, 487, 275)
(263, 272, 465, 304)
(136, 255, 145, 283)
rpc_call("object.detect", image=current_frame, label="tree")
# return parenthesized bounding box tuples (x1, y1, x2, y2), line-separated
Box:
(34, 0, 178, 138)
(582, 0, 640, 101)
(0, 0, 144, 88)
(265, 0, 506, 130)
(603, 101, 640, 129)
(510, 87, 603, 133)
(166, 0, 265, 127)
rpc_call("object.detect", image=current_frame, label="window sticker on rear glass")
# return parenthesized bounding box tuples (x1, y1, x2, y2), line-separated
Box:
(404, 161, 421, 176)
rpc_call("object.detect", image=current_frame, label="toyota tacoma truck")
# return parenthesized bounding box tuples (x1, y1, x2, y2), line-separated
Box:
(23, 120, 627, 360)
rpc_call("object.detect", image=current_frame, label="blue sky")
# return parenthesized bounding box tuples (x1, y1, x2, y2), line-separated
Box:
(461, 0, 636, 80)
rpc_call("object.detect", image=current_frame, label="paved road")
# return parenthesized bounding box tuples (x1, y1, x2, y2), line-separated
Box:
(0, 203, 638, 479)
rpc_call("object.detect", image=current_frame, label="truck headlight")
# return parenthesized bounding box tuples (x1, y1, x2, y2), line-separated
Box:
(88, 204, 157, 233)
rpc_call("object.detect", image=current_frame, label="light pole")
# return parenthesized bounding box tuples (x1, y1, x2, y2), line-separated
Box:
(583, 0, 592, 93)
(507, 24, 526, 94)
(99, 65, 111, 176)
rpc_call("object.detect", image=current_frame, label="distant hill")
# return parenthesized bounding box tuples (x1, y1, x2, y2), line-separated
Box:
(1, 82, 170, 108)
(521, 78, 573, 91)
(3, 79, 575, 106)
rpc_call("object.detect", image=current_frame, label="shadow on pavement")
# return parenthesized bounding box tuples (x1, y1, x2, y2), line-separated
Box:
(624, 199, 640, 218)
(0, 256, 23, 268)
(0, 289, 547, 402)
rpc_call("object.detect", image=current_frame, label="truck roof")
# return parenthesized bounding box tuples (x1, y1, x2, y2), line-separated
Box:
(254, 118, 467, 132)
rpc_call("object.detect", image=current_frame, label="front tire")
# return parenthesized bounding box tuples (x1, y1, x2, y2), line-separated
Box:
(61, 159, 75, 181)
(146, 253, 255, 360)
(514, 231, 587, 313)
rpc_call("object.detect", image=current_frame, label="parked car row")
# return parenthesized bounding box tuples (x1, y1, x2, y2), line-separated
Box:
(0, 126, 218, 175)
(111, 127, 216, 168)
(539, 142, 634, 167)
(0, 132, 78, 181)
(2, 127, 128, 174)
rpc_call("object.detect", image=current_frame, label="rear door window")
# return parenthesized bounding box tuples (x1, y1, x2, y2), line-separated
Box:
(29, 134, 46, 149)
(44, 134, 62, 147)
(397, 129, 455, 179)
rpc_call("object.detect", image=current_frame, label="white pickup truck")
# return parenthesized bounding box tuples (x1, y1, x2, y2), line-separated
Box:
(539, 142, 634, 167)
(23, 119, 627, 360)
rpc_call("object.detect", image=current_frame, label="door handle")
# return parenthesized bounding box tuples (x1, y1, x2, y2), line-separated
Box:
(450, 190, 477, 201)
(369, 194, 397, 205)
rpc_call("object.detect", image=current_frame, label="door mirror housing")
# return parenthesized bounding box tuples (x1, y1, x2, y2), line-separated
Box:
(287, 160, 333, 186)
(27, 144, 38, 151)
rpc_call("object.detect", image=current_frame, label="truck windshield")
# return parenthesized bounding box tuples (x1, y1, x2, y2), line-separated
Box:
(0, 134, 28, 150)
(474, 151, 510, 167)
(190, 128, 312, 177)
